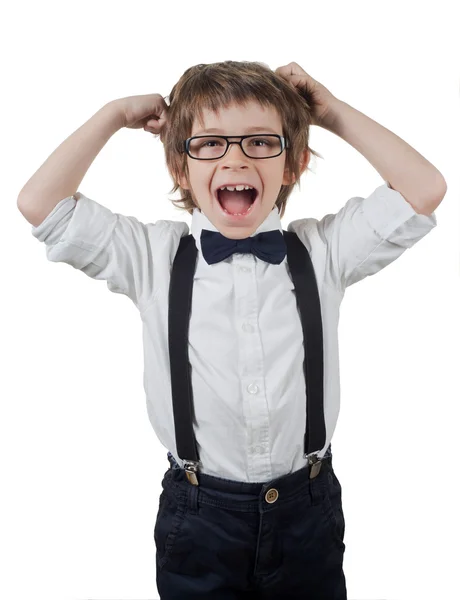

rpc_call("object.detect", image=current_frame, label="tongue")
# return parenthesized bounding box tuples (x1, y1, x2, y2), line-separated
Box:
(219, 189, 253, 214)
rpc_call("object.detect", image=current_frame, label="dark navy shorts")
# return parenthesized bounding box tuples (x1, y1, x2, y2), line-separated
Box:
(154, 447, 347, 599)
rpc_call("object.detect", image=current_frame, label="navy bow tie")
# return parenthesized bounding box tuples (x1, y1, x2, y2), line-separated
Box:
(200, 228, 287, 265)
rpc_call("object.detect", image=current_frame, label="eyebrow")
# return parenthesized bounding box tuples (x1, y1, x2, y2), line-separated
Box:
(193, 126, 279, 135)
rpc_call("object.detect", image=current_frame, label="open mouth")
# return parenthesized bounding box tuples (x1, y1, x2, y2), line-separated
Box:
(215, 188, 259, 218)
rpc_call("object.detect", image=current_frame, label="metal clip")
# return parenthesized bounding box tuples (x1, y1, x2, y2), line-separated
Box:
(305, 452, 322, 479)
(183, 460, 199, 486)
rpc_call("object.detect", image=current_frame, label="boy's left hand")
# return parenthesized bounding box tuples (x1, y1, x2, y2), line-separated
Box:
(275, 62, 339, 128)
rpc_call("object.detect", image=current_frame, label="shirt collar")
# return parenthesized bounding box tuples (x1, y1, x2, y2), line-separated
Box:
(191, 204, 283, 256)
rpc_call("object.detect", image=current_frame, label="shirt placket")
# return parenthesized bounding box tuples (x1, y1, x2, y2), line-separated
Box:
(233, 253, 272, 481)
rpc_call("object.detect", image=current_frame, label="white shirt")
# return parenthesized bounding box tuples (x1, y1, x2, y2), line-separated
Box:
(31, 182, 437, 482)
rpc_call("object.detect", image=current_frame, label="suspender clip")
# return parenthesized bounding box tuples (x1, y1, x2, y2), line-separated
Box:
(184, 460, 200, 486)
(305, 451, 322, 479)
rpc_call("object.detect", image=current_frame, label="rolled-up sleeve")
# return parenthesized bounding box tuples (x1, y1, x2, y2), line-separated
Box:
(290, 182, 438, 291)
(31, 191, 186, 310)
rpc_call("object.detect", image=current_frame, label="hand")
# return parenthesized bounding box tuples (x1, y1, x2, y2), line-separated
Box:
(111, 93, 169, 138)
(275, 62, 339, 128)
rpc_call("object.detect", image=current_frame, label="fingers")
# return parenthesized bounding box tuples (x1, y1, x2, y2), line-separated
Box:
(275, 65, 297, 89)
(275, 62, 304, 79)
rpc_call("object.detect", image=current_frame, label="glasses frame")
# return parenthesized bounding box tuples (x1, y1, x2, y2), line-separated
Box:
(183, 134, 290, 160)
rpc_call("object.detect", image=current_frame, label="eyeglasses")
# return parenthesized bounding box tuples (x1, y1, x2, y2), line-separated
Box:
(183, 134, 290, 160)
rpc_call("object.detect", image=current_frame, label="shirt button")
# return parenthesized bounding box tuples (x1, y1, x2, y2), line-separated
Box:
(242, 323, 254, 333)
(240, 266, 251, 272)
(247, 383, 259, 394)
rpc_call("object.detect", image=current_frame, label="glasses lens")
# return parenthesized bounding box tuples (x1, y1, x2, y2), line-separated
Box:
(188, 135, 282, 159)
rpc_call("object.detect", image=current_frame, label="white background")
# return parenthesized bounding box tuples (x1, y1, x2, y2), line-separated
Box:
(2, 1, 459, 599)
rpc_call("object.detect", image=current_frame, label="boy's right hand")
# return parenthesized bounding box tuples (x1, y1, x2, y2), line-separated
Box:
(111, 93, 169, 137)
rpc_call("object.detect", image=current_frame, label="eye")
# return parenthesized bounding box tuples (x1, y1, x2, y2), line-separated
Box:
(249, 137, 274, 147)
(199, 138, 225, 148)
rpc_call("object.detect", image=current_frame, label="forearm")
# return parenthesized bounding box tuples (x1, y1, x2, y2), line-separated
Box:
(17, 102, 124, 222)
(324, 99, 447, 215)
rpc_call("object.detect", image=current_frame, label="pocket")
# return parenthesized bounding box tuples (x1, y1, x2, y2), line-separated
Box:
(319, 468, 346, 552)
(154, 487, 189, 571)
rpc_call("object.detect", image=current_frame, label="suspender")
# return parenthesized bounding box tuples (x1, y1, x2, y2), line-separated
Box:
(168, 231, 326, 485)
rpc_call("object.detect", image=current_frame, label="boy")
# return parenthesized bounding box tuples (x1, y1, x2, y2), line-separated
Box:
(17, 60, 445, 599)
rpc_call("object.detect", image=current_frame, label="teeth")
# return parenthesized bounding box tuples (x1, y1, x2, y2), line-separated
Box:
(219, 184, 254, 192)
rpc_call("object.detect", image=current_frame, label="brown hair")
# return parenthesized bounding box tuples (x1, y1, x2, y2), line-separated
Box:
(157, 60, 323, 218)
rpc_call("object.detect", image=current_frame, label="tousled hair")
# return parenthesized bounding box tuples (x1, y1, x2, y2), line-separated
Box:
(156, 60, 323, 218)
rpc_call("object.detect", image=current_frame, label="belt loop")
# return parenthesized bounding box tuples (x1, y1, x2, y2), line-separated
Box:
(188, 483, 199, 514)
(309, 473, 323, 505)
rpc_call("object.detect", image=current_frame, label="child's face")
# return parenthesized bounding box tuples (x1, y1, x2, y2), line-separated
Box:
(179, 100, 302, 239)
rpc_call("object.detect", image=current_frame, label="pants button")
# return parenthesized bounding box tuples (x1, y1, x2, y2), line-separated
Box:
(265, 488, 279, 503)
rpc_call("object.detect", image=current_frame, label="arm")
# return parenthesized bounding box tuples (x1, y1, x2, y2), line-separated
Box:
(17, 102, 124, 227)
(323, 99, 447, 216)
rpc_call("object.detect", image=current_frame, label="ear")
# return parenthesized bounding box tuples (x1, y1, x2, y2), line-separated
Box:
(177, 171, 201, 209)
(178, 173, 190, 190)
(282, 148, 310, 185)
